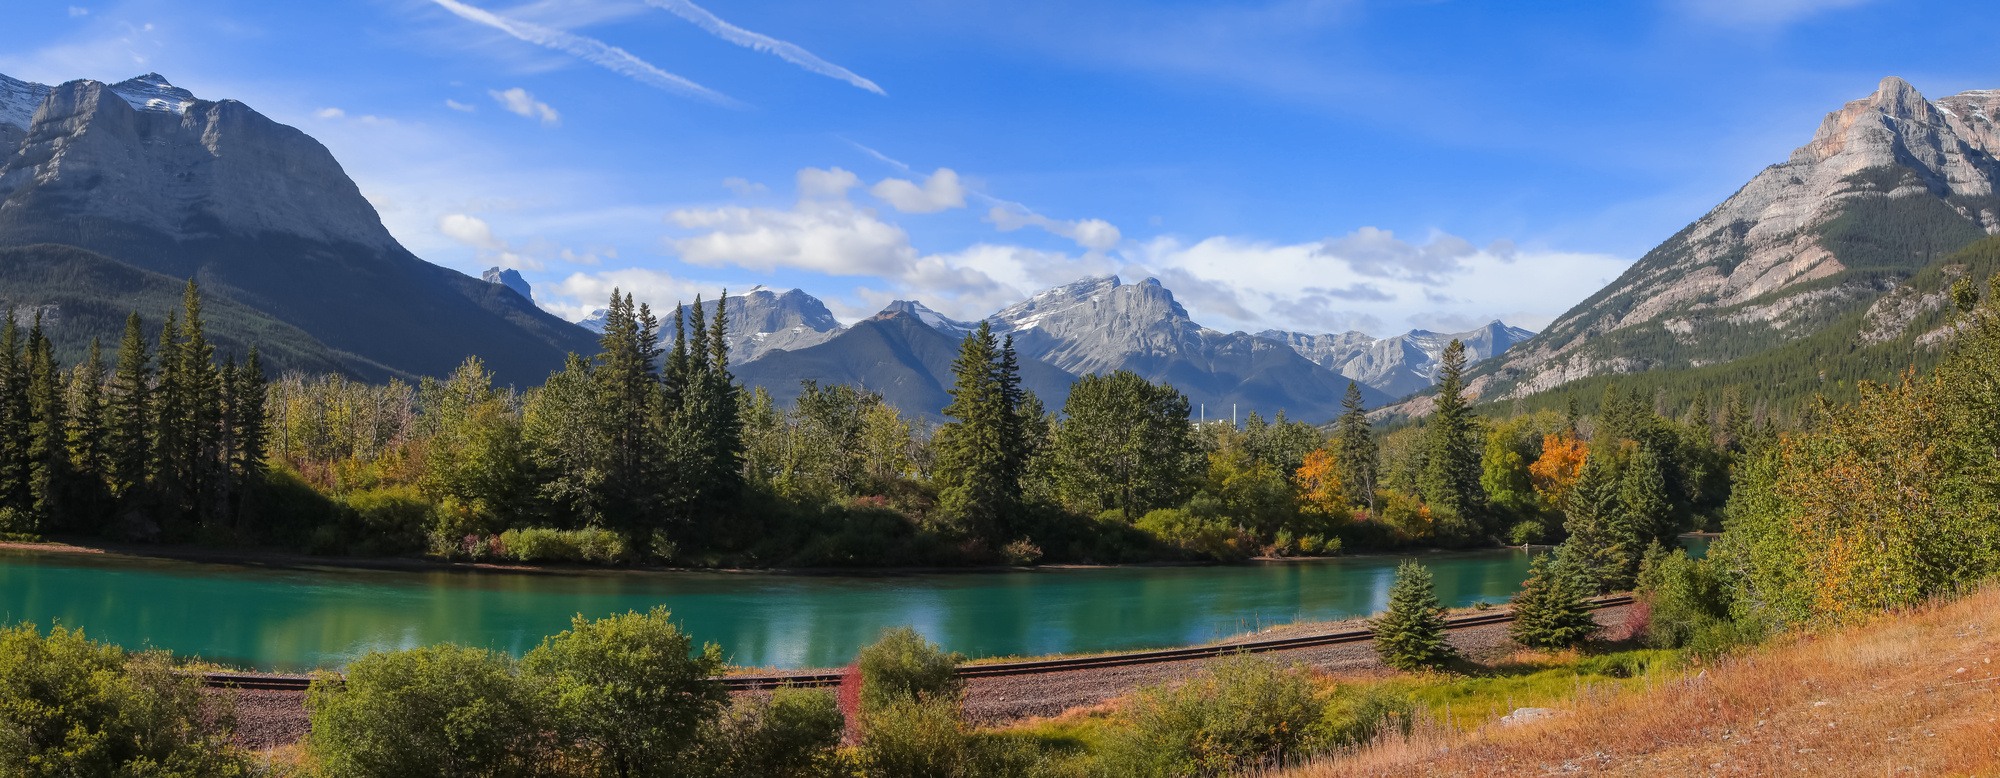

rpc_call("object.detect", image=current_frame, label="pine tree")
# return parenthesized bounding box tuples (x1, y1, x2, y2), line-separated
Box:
(1719, 386, 1749, 453)
(151, 310, 184, 508)
(0, 310, 28, 527)
(26, 314, 66, 527)
(936, 322, 1014, 543)
(1509, 552, 1599, 650)
(235, 348, 268, 486)
(106, 313, 153, 502)
(1336, 381, 1378, 513)
(1560, 454, 1633, 593)
(1372, 559, 1456, 670)
(176, 282, 222, 522)
(1418, 340, 1485, 542)
(64, 339, 110, 527)
(997, 334, 1030, 497)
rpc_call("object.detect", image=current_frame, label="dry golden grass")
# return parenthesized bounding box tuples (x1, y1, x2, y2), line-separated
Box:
(1275, 585, 2000, 777)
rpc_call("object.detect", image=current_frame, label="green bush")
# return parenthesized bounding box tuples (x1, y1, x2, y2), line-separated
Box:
(1507, 520, 1546, 546)
(499, 527, 577, 562)
(1509, 553, 1599, 651)
(343, 485, 434, 555)
(695, 687, 847, 778)
(1135, 508, 1245, 561)
(305, 643, 545, 778)
(857, 627, 965, 715)
(1371, 560, 1456, 670)
(522, 606, 728, 776)
(857, 695, 1049, 778)
(1637, 544, 1757, 656)
(1318, 685, 1415, 747)
(1095, 654, 1324, 778)
(0, 623, 247, 777)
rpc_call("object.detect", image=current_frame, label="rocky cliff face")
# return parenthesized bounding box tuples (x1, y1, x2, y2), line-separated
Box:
(1472, 77, 2000, 402)
(0, 72, 596, 384)
(876, 299, 975, 337)
(1258, 321, 1534, 399)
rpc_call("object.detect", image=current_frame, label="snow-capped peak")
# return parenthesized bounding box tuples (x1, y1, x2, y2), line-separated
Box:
(0, 72, 51, 132)
(109, 73, 200, 115)
(876, 300, 975, 335)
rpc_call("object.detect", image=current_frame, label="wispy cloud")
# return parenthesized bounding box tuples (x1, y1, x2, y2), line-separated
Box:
(429, 0, 741, 107)
(1676, 0, 1874, 26)
(641, 0, 885, 95)
(489, 87, 560, 126)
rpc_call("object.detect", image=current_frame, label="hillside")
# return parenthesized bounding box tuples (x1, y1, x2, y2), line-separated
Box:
(0, 72, 598, 385)
(1462, 77, 2000, 407)
(735, 310, 1077, 419)
(0, 243, 359, 376)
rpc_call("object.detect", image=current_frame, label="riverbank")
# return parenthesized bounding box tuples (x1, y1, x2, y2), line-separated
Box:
(214, 602, 1642, 748)
(0, 535, 1500, 578)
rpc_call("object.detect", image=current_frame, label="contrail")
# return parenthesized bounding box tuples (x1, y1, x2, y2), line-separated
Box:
(643, 0, 886, 96)
(431, 0, 742, 107)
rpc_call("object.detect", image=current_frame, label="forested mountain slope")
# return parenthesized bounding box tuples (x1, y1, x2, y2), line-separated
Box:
(1463, 77, 2000, 405)
(0, 73, 598, 385)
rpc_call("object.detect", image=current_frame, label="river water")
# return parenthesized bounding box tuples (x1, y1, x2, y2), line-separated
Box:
(0, 539, 1707, 671)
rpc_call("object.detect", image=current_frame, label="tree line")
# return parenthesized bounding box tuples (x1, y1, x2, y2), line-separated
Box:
(0, 282, 266, 539)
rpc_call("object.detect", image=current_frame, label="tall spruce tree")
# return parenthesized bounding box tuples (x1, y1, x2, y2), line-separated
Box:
(1335, 381, 1378, 513)
(106, 313, 153, 503)
(151, 310, 184, 509)
(177, 282, 222, 522)
(935, 322, 1016, 543)
(1509, 552, 1599, 650)
(595, 291, 663, 530)
(0, 311, 28, 528)
(1372, 559, 1456, 670)
(26, 315, 66, 527)
(1418, 339, 1485, 541)
(234, 348, 269, 491)
(1560, 454, 1632, 593)
(64, 339, 110, 527)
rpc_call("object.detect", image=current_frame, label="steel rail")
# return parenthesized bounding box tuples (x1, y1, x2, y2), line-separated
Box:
(200, 594, 1635, 693)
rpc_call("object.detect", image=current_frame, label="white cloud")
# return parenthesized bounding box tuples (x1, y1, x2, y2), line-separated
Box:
(639, 0, 886, 95)
(721, 177, 768, 197)
(1676, 0, 1873, 25)
(796, 167, 862, 200)
(868, 168, 967, 214)
(314, 107, 345, 119)
(68, 7, 89, 17)
(428, 0, 740, 107)
(439, 213, 511, 252)
(987, 207, 1122, 251)
(1315, 227, 1477, 285)
(488, 87, 559, 126)
(445, 98, 476, 112)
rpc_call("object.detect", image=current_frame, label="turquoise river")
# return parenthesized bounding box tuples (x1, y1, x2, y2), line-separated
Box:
(0, 540, 1706, 671)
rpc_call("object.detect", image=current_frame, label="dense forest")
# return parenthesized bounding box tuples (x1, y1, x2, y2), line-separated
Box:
(4, 282, 1748, 578)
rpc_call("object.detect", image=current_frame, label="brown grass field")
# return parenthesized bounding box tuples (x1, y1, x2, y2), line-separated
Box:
(1272, 585, 2000, 777)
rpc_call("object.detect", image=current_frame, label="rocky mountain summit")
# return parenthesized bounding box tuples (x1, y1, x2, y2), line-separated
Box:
(1466, 76, 2000, 404)
(1258, 321, 1534, 398)
(0, 72, 596, 384)
(482, 267, 532, 301)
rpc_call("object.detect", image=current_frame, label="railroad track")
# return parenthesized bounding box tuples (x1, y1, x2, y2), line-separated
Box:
(202, 594, 1634, 693)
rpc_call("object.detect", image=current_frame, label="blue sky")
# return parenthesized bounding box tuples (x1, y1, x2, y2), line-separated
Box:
(3, 0, 1995, 336)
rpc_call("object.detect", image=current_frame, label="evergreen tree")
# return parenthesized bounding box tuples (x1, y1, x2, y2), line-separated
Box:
(234, 348, 269, 486)
(1616, 446, 1676, 578)
(1559, 454, 1633, 593)
(151, 310, 184, 508)
(1719, 386, 1750, 453)
(935, 322, 1015, 542)
(105, 313, 153, 503)
(1509, 552, 1599, 650)
(0, 311, 28, 527)
(594, 291, 662, 530)
(1371, 559, 1455, 670)
(997, 334, 1030, 494)
(176, 282, 222, 522)
(25, 315, 64, 528)
(1335, 381, 1378, 513)
(1563, 394, 1580, 434)
(64, 339, 110, 527)
(1418, 339, 1485, 541)
(1684, 391, 1711, 438)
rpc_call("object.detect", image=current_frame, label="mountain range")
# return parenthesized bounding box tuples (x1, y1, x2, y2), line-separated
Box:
(1434, 76, 2000, 413)
(0, 72, 596, 385)
(0, 70, 1537, 421)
